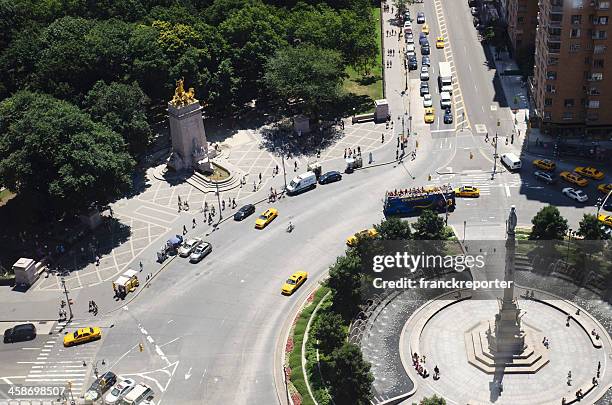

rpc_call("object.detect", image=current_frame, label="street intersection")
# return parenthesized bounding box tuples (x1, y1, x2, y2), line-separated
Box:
(1, 0, 610, 404)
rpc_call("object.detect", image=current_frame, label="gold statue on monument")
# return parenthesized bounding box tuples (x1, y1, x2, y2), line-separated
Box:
(170, 78, 197, 107)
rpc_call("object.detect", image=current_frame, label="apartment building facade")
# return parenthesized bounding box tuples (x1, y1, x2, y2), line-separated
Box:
(531, 0, 612, 135)
(507, 0, 539, 59)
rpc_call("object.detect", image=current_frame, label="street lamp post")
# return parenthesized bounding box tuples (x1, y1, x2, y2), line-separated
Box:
(215, 181, 222, 222)
(463, 220, 467, 242)
(60, 277, 73, 321)
(597, 190, 612, 215)
(491, 120, 500, 180)
(566, 228, 573, 267)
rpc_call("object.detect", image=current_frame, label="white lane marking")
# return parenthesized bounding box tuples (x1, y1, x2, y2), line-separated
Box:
(21, 348, 40, 350)
(158, 337, 181, 348)
(505, 184, 511, 197)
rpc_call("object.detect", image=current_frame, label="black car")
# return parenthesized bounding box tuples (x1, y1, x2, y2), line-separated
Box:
(85, 371, 117, 401)
(407, 56, 418, 70)
(319, 171, 342, 184)
(473, 17, 480, 27)
(416, 12, 426, 24)
(420, 82, 430, 96)
(421, 45, 430, 55)
(419, 37, 429, 46)
(4, 323, 36, 343)
(233, 204, 255, 221)
(422, 55, 431, 66)
(443, 109, 453, 124)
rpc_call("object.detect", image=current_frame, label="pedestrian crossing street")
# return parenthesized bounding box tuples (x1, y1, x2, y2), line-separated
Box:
(18, 321, 99, 397)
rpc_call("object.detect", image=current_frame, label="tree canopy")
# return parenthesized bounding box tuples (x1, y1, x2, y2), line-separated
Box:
(412, 210, 447, 240)
(326, 342, 374, 404)
(0, 91, 134, 214)
(577, 213, 610, 240)
(529, 205, 568, 240)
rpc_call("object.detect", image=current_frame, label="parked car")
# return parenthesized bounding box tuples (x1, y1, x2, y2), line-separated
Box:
(420, 82, 430, 96)
(420, 66, 430, 81)
(417, 11, 426, 23)
(473, 16, 480, 26)
(471, 6, 479, 15)
(443, 109, 453, 124)
(422, 55, 431, 66)
(421, 44, 430, 55)
(189, 242, 212, 263)
(562, 187, 588, 203)
(233, 204, 255, 221)
(178, 238, 202, 257)
(84, 371, 117, 402)
(534, 170, 556, 184)
(424, 107, 435, 123)
(407, 56, 418, 70)
(422, 94, 433, 107)
(104, 378, 136, 404)
(406, 32, 415, 43)
(420, 36, 429, 46)
(4, 323, 36, 343)
(319, 171, 342, 184)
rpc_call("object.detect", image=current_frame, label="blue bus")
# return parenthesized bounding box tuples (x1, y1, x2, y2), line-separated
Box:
(383, 187, 456, 216)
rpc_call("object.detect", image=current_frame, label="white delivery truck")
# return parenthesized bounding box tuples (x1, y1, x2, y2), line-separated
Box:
(440, 91, 452, 109)
(438, 62, 453, 94)
(501, 153, 522, 171)
(286, 171, 317, 195)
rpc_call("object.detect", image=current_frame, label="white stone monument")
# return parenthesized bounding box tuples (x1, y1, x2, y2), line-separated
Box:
(167, 79, 213, 173)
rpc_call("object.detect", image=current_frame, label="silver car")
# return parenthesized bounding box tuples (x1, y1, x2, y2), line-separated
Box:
(189, 242, 212, 263)
(178, 238, 202, 257)
(534, 170, 556, 184)
(562, 187, 588, 203)
(104, 378, 136, 404)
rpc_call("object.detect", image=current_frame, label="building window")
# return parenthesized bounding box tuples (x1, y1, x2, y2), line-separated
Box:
(585, 56, 591, 64)
(570, 28, 581, 37)
(590, 72, 604, 80)
(518, 16, 525, 23)
(570, 43, 581, 52)
(598, 1, 610, 9)
(595, 16, 609, 24)
(589, 87, 601, 95)
(592, 30, 608, 39)
(546, 84, 557, 93)
(547, 71, 557, 80)
(571, 15, 582, 24)
(588, 100, 600, 108)
(544, 111, 552, 120)
(564, 99, 575, 108)
(545, 98, 553, 106)
(563, 112, 574, 120)
(593, 59, 605, 68)
(587, 112, 599, 121)
(572, 0, 583, 8)
(547, 57, 559, 65)
(594, 44, 607, 53)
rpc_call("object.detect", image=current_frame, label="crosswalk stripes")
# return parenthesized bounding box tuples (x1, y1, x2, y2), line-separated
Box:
(458, 173, 496, 195)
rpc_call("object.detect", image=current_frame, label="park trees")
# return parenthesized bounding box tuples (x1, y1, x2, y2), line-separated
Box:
(264, 44, 345, 118)
(326, 251, 363, 319)
(529, 205, 568, 240)
(412, 209, 448, 240)
(313, 311, 347, 356)
(85, 81, 152, 157)
(577, 213, 610, 240)
(326, 342, 374, 405)
(0, 91, 134, 215)
(375, 217, 412, 240)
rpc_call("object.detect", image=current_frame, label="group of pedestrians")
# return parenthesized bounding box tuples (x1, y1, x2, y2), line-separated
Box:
(268, 187, 282, 202)
(343, 146, 362, 159)
(177, 196, 189, 212)
(88, 300, 98, 316)
(412, 352, 435, 379)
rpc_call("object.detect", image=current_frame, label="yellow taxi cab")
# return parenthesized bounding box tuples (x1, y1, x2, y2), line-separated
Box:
(346, 228, 379, 247)
(254, 208, 278, 229)
(422, 23, 429, 34)
(598, 183, 612, 194)
(424, 107, 435, 123)
(532, 159, 556, 171)
(281, 271, 308, 295)
(574, 166, 605, 180)
(454, 186, 480, 197)
(63, 327, 102, 347)
(598, 214, 612, 228)
(560, 171, 588, 187)
(436, 36, 444, 49)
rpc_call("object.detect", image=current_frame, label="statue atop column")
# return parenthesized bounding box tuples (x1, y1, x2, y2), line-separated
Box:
(166, 78, 213, 173)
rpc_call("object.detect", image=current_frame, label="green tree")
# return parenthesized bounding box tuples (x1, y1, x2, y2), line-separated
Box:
(84, 19, 134, 83)
(326, 252, 363, 319)
(326, 342, 373, 405)
(375, 217, 412, 240)
(413, 395, 447, 405)
(577, 213, 609, 240)
(393, 0, 408, 17)
(338, 8, 378, 74)
(529, 205, 568, 240)
(85, 81, 152, 157)
(412, 210, 447, 240)
(0, 91, 134, 214)
(264, 44, 345, 118)
(127, 23, 170, 101)
(313, 311, 346, 356)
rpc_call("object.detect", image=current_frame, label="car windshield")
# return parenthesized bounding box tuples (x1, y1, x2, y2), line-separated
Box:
(258, 215, 267, 220)
(286, 279, 296, 285)
(73, 331, 79, 338)
(110, 387, 121, 396)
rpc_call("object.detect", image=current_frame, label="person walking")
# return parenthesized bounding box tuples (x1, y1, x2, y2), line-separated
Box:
(222, 200, 226, 210)
(232, 198, 236, 208)
(139, 261, 143, 272)
(381, 133, 385, 143)
(192, 218, 196, 228)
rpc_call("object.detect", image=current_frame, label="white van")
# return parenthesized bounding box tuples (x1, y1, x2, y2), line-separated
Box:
(119, 383, 152, 405)
(501, 153, 522, 171)
(406, 44, 416, 54)
(440, 92, 452, 109)
(286, 171, 317, 195)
